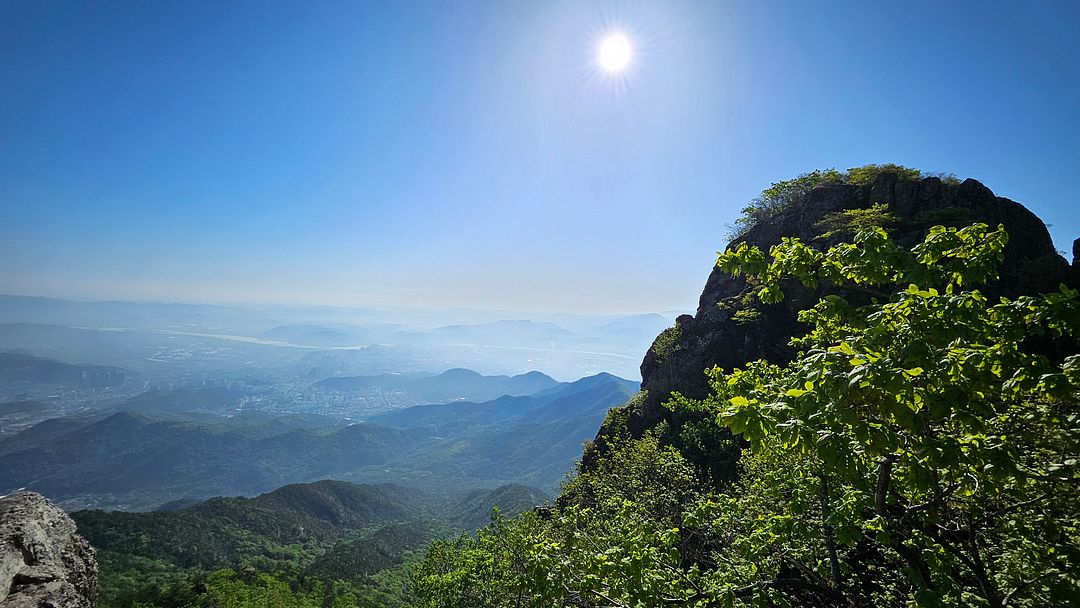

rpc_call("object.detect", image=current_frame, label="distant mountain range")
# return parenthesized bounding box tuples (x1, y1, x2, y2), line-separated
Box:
(0, 410, 431, 510)
(0, 294, 673, 379)
(0, 294, 678, 340)
(0, 352, 126, 387)
(259, 323, 372, 347)
(372, 372, 632, 430)
(0, 372, 636, 510)
(368, 373, 638, 490)
(316, 367, 561, 403)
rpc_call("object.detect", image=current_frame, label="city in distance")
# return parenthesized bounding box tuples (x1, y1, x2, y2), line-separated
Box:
(0, 293, 660, 509)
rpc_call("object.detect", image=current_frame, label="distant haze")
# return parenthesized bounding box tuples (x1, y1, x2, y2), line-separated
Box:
(0, 294, 680, 381)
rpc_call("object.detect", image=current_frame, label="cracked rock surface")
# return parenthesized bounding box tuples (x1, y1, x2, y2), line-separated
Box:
(0, 491, 97, 607)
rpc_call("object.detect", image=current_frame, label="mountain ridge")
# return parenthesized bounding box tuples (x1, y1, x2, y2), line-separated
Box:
(0, 371, 633, 510)
(316, 367, 562, 403)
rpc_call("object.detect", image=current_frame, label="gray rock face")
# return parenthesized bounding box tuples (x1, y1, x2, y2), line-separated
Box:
(0, 492, 97, 608)
(592, 173, 1079, 456)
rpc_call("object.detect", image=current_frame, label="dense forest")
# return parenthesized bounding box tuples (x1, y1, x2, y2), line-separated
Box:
(73, 481, 546, 607)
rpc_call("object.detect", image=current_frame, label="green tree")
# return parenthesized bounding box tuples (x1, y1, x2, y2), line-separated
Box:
(415, 433, 708, 607)
(683, 223, 1080, 605)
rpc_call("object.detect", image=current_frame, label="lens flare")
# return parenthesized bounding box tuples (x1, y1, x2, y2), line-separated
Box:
(598, 34, 632, 72)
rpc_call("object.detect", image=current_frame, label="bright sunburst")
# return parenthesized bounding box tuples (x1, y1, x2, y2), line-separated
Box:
(597, 33, 632, 73)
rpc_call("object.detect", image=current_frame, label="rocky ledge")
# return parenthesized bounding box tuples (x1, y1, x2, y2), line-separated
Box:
(0, 491, 97, 607)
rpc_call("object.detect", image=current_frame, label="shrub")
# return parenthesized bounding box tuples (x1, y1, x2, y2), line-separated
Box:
(729, 164, 955, 240)
(729, 169, 845, 240)
(845, 163, 921, 185)
(731, 308, 761, 324)
(650, 325, 682, 361)
(814, 202, 900, 239)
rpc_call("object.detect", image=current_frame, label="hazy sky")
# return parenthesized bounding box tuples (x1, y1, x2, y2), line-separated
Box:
(2, 1, 1078, 313)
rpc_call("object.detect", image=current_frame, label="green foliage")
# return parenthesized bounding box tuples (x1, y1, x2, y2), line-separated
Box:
(78, 480, 540, 608)
(75, 482, 426, 578)
(415, 223, 1080, 608)
(845, 163, 921, 185)
(413, 513, 555, 608)
(690, 224, 1080, 605)
(563, 427, 701, 524)
(604, 389, 651, 452)
(650, 325, 683, 361)
(731, 308, 761, 324)
(89, 519, 415, 608)
(307, 523, 429, 584)
(415, 432, 707, 607)
(814, 202, 900, 239)
(114, 568, 360, 608)
(731, 169, 845, 239)
(584, 393, 643, 469)
(718, 223, 1011, 304)
(663, 412, 741, 487)
(729, 164, 951, 239)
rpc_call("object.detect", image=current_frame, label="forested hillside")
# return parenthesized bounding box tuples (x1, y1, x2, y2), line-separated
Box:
(74, 480, 545, 607)
(412, 167, 1080, 607)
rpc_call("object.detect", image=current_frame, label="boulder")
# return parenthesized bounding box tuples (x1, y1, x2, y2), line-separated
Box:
(0, 492, 97, 607)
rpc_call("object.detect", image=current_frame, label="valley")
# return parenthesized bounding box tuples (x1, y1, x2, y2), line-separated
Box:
(0, 298, 648, 606)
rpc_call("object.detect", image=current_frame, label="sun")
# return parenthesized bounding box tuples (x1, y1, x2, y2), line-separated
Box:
(597, 33, 632, 73)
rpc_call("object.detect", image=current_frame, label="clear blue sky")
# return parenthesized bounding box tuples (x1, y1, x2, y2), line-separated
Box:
(2, 0, 1078, 313)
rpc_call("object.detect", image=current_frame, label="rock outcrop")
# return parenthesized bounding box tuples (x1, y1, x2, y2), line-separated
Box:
(593, 172, 1079, 458)
(0, 491, 97, 607)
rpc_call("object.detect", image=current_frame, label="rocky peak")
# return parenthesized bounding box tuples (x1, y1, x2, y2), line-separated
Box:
(593, 172, 1078, 458)
(0, 491, 97, 607)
